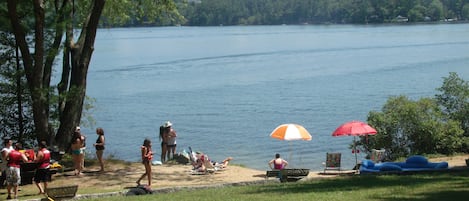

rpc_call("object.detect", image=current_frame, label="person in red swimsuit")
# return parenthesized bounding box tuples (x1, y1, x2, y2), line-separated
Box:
(6, 143, 28, 200)
(136, 138, 153, 187)
(33, 141, 51, 195)
(268, 153, 288, 170)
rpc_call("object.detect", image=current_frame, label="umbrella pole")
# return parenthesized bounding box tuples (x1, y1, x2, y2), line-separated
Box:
(354, 136, 358, 170)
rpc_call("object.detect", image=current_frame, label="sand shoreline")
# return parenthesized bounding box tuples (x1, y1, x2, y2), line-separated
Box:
(51, 154, 469, 188)
(13, 154, 469, 200)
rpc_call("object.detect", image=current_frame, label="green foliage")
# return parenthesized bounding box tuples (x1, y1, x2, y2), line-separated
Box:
(428, 0, 445, 21)
(463, 4, 469, 20)
(361, 73, 469, 160)
(2, 0, 180, 148)
(172, 0, 469, 26)
(435, 72, 469, 150)
(0, 32, 35, 146)
(101, 0, 184, 27)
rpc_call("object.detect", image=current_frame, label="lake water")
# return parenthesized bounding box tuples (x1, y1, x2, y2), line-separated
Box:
(82, 24, 469, 171)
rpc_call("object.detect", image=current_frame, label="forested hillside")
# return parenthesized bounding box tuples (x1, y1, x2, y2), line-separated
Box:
(173, 0, 469, 26)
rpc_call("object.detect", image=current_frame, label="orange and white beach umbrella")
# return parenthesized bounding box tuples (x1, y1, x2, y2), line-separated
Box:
(270, 124, 312, 141)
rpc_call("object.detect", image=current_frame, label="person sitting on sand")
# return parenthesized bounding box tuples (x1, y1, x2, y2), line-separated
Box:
(268, 153, 288, 170)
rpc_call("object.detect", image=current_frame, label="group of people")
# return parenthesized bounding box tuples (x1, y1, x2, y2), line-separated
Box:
(1, 138, 51, 199)
(70, 126, 106, 176)
(159, 121, 177, 163)
(0, 126, 106, 199)
(0, 120, 241, 198)
(136, 121, 177, 188)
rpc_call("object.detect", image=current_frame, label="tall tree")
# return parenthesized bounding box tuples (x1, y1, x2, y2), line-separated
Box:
(435, 72, 469, 151)
(5, 0, 180, 150)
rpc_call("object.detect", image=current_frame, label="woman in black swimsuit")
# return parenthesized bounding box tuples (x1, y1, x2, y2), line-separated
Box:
(93, 127, 105, 172)
(159, 125, 168, 163)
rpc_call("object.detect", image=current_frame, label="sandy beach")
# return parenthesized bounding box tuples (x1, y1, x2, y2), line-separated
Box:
(48, 154, 468, 190)
(3, 154, 468, 200)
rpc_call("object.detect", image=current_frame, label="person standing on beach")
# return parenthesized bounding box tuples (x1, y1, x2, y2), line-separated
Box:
(163, 121, 177, 161)
(6, 143, 28, 199)
(1, 138, 13, 186)
(33, 141, 51, 195)
(159, 125, 168, 163)
(136, 138, 153, 187)
(93, 127, 105, 172)
(71, 131, 85, 175)
(268, 153, 288, 170)
(75, 126, 86, 171)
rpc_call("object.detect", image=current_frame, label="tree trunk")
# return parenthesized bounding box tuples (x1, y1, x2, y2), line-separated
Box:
(7, 0, 51, 143)
(55, 0, 106, 151)
(8, 0, 106, 150)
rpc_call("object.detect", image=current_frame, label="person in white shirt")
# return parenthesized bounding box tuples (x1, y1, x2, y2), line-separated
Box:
(1, 138, 14, 186)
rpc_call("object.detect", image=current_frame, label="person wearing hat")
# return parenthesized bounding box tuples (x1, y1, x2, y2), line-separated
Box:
(162, 121, 177, 161)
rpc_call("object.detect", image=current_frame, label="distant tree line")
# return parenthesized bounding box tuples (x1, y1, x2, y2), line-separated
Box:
(172, 0, 469, 26)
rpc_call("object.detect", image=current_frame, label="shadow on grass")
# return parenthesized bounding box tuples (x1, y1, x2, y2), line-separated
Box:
(246, 170, 469, 200)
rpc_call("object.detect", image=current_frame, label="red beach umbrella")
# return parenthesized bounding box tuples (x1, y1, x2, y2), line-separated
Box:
(332, 121, 377, 137)
(332, 121, 377, 168)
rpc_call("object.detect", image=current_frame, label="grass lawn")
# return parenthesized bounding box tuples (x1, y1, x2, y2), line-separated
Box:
(80, 169, 469, 201)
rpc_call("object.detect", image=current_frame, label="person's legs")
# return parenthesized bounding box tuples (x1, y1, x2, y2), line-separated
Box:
(72, 154, 80, 175)
(166, 146, 171, 160)
(7, 184, 12, 199)
(43, 181, 48, 193)
(144, 162, 152, 186)
(136, 161, 149, 185)
(6, 168, 12, 199)
(136, 172, 146, 186)
(80, 151, 85, 170)
(79, 153, 85, 174)
(13, 167, 20, 199)
(13, 184, 18, 199)
(171, 145, 177, 159)
(34, 169, 45, 194)
(221, 157, 233, 167)
(96, 150, 104, 171)
(35, 182, 44, 194)
(160, 143, 167, 162)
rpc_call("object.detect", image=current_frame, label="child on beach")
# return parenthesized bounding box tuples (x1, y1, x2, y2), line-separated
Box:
(136, 138, 153, 187)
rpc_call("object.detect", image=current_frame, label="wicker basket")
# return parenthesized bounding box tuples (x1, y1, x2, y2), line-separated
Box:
(46, 185, 78, 200)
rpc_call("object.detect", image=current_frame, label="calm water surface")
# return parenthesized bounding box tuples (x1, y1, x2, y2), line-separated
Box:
(82, 24, 469, 171)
